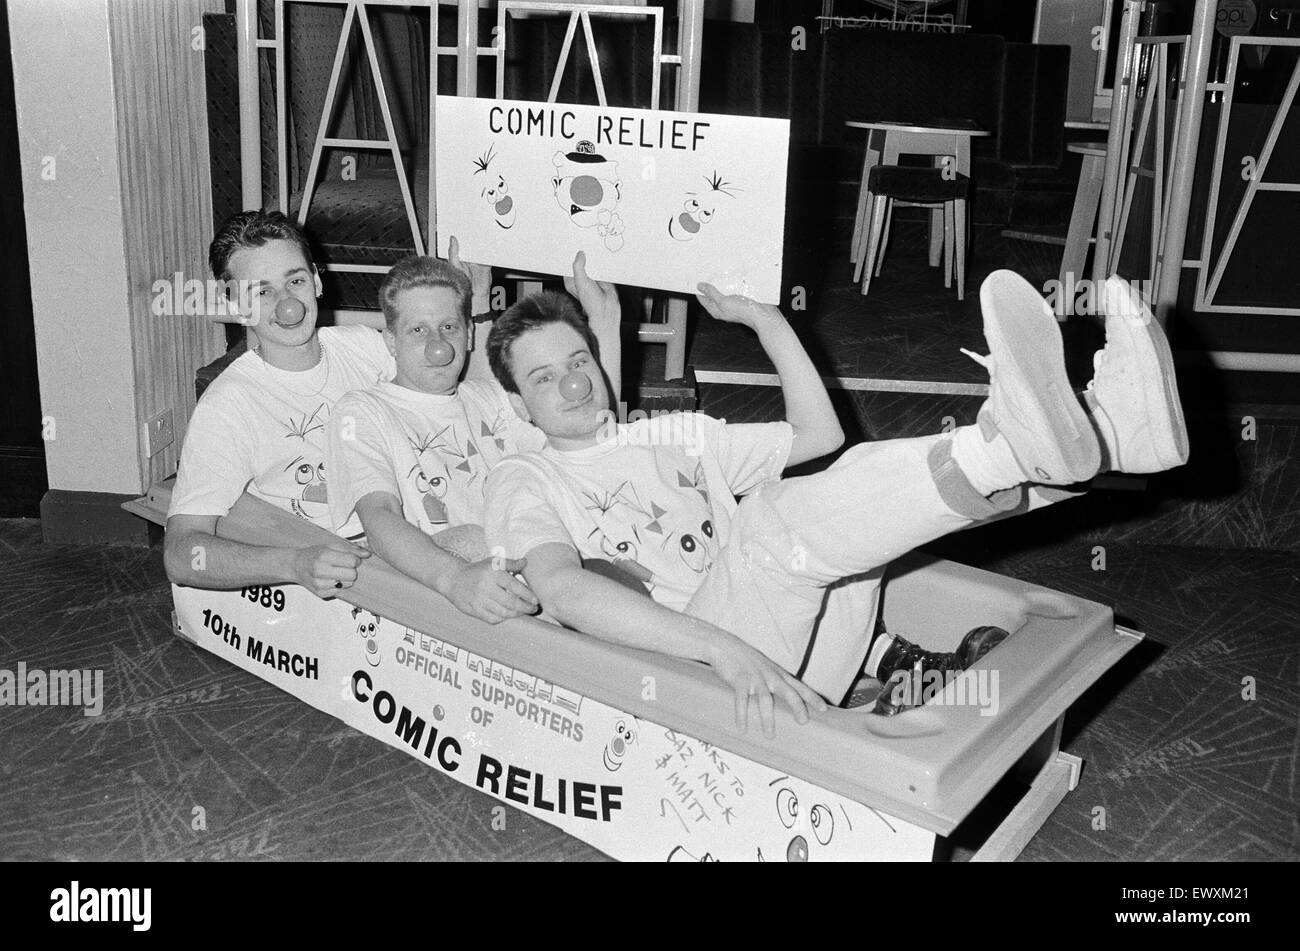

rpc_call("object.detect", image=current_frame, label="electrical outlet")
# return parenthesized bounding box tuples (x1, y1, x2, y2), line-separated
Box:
(146, 409, 174, 457)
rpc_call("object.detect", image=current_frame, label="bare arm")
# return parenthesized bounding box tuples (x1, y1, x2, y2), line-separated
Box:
(355, 492, 537, 624)
(564, 251, 622, 404)
(696, 284, 843, 467)
(466, 312, 495, 384)
(450, 242, 620, 399)
(164, 513, 368, 599)
(522, 542, 826, 736)
(445, 236, 497, 384)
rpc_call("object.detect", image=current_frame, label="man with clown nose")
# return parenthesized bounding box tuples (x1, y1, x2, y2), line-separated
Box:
(324, 246, 622, 623)
(165, 210, 621, 625)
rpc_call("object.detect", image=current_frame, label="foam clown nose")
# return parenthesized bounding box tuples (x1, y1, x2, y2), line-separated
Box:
(559, 371, 592, 401)
(275, 297, 306, 324)
(426, 338, 456, 367)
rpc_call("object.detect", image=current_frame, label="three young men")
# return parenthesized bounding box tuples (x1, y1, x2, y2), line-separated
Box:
(167, 209, 1189, 738)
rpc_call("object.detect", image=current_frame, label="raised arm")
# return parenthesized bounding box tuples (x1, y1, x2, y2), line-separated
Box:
(564, 251, 622, 403)
(696, 284, 843, 467)
(451, 241, 621, 400)
(521, 542, 826, 736)
(446, 236, 498, 384)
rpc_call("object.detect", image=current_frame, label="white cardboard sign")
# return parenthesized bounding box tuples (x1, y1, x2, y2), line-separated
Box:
(170, 583, 934, 862)
(434, 96, 790, 303)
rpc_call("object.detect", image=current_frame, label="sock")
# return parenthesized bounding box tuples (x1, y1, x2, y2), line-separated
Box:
(863, 630, 897, 680)
(949, 417, 1026, 496)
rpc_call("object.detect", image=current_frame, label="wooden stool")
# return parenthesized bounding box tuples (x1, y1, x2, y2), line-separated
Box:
(856, 165, 971, 299)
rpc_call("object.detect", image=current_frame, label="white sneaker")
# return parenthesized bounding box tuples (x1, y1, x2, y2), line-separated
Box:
(961, 270, 1101, 485)
(1084, 276, 1190, 473)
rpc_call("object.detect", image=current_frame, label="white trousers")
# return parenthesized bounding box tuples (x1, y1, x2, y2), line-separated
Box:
(683, 430, 1074, 702)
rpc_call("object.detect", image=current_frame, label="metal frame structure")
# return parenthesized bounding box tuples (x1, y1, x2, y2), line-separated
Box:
(1091, 0, 1299, 373)
(282, 0, 430, 262)
(818, 0, 970, 34)
(480, 0, 702, 380)
(1093, 31, 1187, 297)
(492, 2, 667, 107)
(237, 0, 442, 279)
(233, 0, 703, 380)
(1194, 35, 1300, 315)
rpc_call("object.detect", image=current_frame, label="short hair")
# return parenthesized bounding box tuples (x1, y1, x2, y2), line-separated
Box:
(488, 290, 599, 394)
(378, 255, 473, 332)
(209, 210, 314, 282)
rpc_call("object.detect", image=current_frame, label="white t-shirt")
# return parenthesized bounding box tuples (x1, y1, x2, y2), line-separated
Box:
(326, 378, 545, 534)
(169, 325, 394, 537)
(484, 412, 793, 611)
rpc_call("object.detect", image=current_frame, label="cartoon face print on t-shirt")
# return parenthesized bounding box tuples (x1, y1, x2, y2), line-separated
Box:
(671, 462, 715, 575)
(285, 404, 328, 442)
(583, 485, 656, 588)
(406, 442, 452, 528)
(480, 414, 510, 455)
(279, 402, 330, 521)
(581, 471, 719, 591)
(285, 455, 329, 520)
(426, 422, 484, 485)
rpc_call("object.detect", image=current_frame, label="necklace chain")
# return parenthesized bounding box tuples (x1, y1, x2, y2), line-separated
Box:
(255, 338, 331, 398)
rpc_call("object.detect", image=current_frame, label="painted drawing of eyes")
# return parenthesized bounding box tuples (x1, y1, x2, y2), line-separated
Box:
(776, 787, 799, 828)
(810, 804, 834, 845)
(668, 172, 741, 242)
(601, 536, 638, 561)
(678, 532, 708, 572)
(414, 469, 449, 498)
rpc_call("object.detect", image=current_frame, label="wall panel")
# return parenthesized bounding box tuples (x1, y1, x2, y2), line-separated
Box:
(109, 0, 226, 487)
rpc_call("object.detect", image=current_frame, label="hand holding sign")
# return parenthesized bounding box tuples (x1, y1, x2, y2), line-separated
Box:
(436, 97, 790, 303)
(695, 282, 785, 333)
(446, 235, 493, 300)
(564, 251, 620, 336)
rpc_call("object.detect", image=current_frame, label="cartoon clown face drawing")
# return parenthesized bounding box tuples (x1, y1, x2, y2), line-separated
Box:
(552, 140, 625, 251)
(602, 717, 638, 772)
(667, 845, 717, 863)
(674, 517, 715, 574)
(286, 456, 329, 520)
(664, 463, 717, 575)
(353, 606, 382, 668)
(408, 459, 451, 527)
(587, 524, 656, 591)
(668, 171, 741, 242)
(760, 783, 835, 861)
(473, 144, 516, 229)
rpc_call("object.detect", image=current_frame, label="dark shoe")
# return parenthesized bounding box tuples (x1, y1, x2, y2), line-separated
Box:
(956, 625, 1011, 667)
(865, 630, 964, 686)
(867, 626, 1011, 715)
